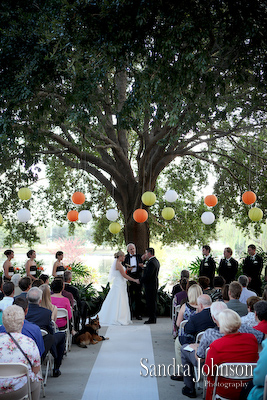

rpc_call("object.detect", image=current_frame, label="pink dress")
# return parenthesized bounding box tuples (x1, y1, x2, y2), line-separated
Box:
(51, 296, 72, 328)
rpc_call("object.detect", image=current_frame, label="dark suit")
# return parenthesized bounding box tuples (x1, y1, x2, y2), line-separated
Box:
(179, 307, 216, 345)
(140, 256, 160, 322)
(64, 282, 88, 329)
(243, 254, 263, 296)
(26, 303, 65, 370)
(124, 253, 143, 318)
(199, 256, 216, 286)
(218, 257, 238, 284)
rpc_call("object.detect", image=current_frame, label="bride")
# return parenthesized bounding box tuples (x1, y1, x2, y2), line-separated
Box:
(98, 250, 140, 325)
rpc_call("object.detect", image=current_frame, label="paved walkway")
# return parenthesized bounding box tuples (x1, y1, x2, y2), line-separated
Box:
(42, 317, 203, 399)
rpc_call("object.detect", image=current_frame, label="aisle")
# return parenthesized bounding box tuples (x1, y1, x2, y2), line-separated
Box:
(81, 325, 159, 400)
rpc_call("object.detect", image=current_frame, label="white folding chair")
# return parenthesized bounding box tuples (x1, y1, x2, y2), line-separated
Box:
(212, 362, 257, 400)
(178, 319, 188, 336)
(0, 362, 32, 400)
(41, 329, 53, 387)
(263, 374, 267, 400)
(57, 308, 71, 352)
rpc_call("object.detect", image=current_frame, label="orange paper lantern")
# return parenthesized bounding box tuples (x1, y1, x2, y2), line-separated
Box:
(242, 191, 256, 205)
(67, 210, 79, 221)
(72, 192, 85, 205)
(133, 209, 148, 223)
(204, 195, 218, 207)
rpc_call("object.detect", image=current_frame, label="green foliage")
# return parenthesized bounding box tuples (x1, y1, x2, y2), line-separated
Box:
(188, 256, 202, 279)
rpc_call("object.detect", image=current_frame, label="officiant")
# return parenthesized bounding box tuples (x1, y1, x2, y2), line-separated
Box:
(123, 243, 143, 320)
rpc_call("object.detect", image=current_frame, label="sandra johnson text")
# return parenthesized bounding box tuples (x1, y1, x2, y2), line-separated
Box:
(140, 358, 255, 381)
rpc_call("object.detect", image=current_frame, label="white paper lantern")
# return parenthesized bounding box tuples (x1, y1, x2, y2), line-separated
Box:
(17, 208, 31, 223)
(106, 209, 118, 221)
(201, 211, 215, 225)
(78, 210, 92, 223)
(164, 190, 178, 202)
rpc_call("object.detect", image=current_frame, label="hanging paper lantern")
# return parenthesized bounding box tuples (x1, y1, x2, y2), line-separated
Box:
(106, 209, 118, 221)
(133, 209, 148, 223)
(72, 192, 85, 205)
(0, 214, 3, 224)
(108, 222, 121, 234)
(162, 207, 175, 220)
(248, 207, 263, 222)
(201, 211, 215, 225)
(78, 210, 92, 223)
(18, 187, 32, 201)
(17, 208, 31, 222)
(164, 190, 178, 202)
(141, 191, 156, 206)
(204, 195, 218, 207)
(67, 210, 79, 221)
(242, 191, 257, 205)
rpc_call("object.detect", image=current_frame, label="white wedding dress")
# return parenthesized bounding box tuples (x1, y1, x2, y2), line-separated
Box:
(97, 261, 132, 326)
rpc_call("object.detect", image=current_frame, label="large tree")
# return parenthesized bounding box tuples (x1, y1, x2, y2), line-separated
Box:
(1, 0, 267, 251)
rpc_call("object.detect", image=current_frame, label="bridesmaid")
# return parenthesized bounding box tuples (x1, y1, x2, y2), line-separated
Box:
(25, 249, 38, 281)
(3, 249, 15, 281)
(52, 251, 66, 277)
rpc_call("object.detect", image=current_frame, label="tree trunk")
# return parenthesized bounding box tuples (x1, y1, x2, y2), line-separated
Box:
(124, 219, 150, 255)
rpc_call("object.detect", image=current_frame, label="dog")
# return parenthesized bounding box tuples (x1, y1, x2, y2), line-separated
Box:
(73, 316, 109, 348)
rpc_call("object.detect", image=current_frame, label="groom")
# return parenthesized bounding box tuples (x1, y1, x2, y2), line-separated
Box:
(140, 248, 160, 324)
(124, 243, 143, 320)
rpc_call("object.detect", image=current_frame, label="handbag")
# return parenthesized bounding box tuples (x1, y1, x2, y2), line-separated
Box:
(7, 332, 33, 368)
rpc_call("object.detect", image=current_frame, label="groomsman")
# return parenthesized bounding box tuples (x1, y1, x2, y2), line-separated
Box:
(199, 245, 216, 287)
(218, 247, 238, 284)
(124, 243, 143, 320)
(141, 248, 160, 324)
(243, 244, 263, 296)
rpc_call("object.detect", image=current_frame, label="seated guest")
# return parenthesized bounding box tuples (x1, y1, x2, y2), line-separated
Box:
(210, 276, 225, 302)
(52, 277, 74, 308)
(15, 276, 32, 300)
(39, 274, 49, 285)
(40, 284, 58, 322)
(254, 300, 267, 338)
(204, 309, 258, 400)
(247, 334, 267, 400)
(0, 297, 45, 358)
(0, 305, 41, 400)
(26, 287, 65, 377)
(241, 296, 261, 327)
(222, 283, 230, 303)
(50, 278, 72, 331)
(180, 301, 227, 396)
(11, 273, 22, 296)
(32, 279, 44, 287)
(171, 285, 202, 380)
(238, 275, 257, 304)
(227, 281, 248, 316)
(171, 270, 190, 299)
(198, 276, 213, 296)
(64, 270, 86, 330)
(0, 282, 15, 311)
(172, 278, 189, 338)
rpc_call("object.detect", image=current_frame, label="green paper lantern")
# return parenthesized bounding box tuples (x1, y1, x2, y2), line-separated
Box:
(109, 222, 121, 234)
(162, 207, 175, 220)
(0, 214, 3, 224)
(141, 191, 156, 206)
(248, 207, 263, 222)
(18, 187, 32, 200)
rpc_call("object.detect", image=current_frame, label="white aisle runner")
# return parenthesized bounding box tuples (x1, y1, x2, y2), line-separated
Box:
(81, 325, 159, 400)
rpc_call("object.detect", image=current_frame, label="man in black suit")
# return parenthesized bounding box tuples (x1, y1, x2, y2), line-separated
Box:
(26, 287, 65, 377)
(199, 245, 216, 287)
(218, 247, 238, 284)
(123, 243, 143, 320)
(243, 244, 263, 296)
(140, 247, 160, 324)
